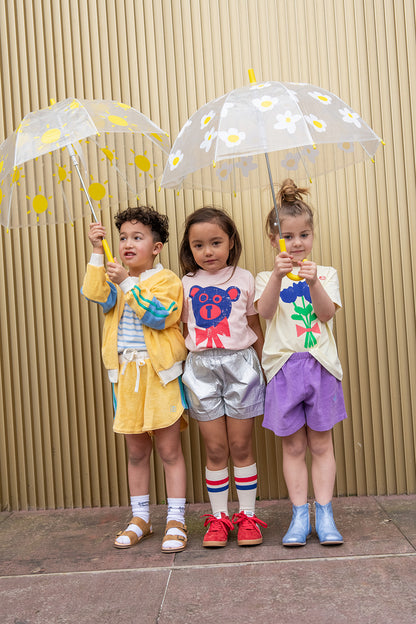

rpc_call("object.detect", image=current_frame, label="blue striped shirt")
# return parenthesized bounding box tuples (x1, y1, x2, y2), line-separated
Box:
(117, 303, 146, 352)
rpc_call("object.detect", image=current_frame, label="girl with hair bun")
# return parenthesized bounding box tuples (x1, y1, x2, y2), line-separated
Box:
(255, 179, 347, 547)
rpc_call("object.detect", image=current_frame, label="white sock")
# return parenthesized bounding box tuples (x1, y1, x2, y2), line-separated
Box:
(131, 494, 150, 522)
(163, 497, 186, 551)
(206, 467, 229, 518)
(234, 463, 258, 516)
(115, 494, 150, 546)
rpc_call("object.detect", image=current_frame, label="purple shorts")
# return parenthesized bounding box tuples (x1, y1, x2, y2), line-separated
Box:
(263, 352, 347, 437)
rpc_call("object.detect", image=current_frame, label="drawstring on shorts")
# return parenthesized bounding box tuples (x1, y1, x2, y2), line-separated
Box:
(119, 348, 149, 393)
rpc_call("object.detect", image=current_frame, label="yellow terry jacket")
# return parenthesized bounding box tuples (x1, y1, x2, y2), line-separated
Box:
(81, 262, 187, 386)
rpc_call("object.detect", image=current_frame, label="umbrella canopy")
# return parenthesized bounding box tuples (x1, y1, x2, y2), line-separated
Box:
(161, 78, 382, 194)
(0, 99, 170, 237)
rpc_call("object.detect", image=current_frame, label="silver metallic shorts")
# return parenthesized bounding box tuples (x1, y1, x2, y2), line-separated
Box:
(182, 347, 265, 421)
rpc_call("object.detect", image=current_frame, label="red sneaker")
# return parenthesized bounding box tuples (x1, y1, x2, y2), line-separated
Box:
(232, 511, 268, 546)
(202, 513, 234, 547)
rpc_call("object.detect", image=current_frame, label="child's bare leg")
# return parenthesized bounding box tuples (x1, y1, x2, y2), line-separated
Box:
(227, 417, 255, 467)
(307, 428, 336, 504)
(125, 433, 153, 495)
(198, 416, 229, 470)
(154, 419, 187, 552)
(114, 433, 153, 548)
(281, 427, 308, 505)
(281, 427, 311, 546)
(154, 419, 186, 498)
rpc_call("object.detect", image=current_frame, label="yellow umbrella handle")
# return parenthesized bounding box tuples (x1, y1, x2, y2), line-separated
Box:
(102, 238, 114, 263)
(279, 238, 303, 282)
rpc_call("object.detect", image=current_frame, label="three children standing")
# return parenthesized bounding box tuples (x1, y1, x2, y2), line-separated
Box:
(82, 178, 346, 552)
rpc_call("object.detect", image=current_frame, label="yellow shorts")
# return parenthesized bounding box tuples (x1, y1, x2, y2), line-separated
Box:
(112, 358, 188, 434)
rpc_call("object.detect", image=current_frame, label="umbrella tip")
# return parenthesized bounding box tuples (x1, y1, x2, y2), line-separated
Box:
(248, 69, 256, 84)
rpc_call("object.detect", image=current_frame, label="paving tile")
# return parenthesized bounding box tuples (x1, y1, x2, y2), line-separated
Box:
(0, 570, 169, 624)
(0, 506, 175, 576)
(158, 556, 416, 624)
(376, 494, 416, 547)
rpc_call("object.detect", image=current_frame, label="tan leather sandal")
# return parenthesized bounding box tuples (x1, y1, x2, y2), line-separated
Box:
(161, 520, 187, 553)
(114, 517, 153, 549)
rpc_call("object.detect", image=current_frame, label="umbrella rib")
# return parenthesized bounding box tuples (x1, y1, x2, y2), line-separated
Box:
(5, 182, 15, 232)
(296, 147, 313, 183)
(59, 185, 75, 226)
(280, 82, 316, 149)
(359, 142, 376, 163)
(67, 144, 99, 222)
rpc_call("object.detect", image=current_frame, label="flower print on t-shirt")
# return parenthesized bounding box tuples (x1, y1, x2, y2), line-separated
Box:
(280, 281, 321, 348)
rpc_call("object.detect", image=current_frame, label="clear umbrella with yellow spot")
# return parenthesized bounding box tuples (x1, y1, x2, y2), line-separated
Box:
(161, 70, 383, 279)
(0, 98, 170, 261)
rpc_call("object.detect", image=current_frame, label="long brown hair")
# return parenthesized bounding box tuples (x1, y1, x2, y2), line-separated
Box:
(179, 206, 242, 275)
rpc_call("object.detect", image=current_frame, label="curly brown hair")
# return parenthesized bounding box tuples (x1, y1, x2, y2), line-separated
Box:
(114, 206, 169, 243)
(179, 206, 242, 275)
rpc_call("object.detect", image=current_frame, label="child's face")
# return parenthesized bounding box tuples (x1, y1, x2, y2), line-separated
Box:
(119, 220, 162, 275)
(188, 220, 233, 273)
(271, 214, 314, 261)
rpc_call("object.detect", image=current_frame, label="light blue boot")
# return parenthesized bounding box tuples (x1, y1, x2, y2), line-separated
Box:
(315, 501, 343, 545)
(282, 503, 311, 547)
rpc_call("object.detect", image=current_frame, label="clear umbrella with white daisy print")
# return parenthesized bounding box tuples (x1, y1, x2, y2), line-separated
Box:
(161, 70, 382, 279)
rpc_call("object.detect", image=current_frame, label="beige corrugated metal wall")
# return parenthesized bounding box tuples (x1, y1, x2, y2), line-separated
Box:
(0, 0, 415, 510)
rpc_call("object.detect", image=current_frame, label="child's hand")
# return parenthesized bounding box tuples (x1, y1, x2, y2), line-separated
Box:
(274, 251, 294, 278)
(88, 223, 106, 253)
(298, 259, 317, 284)
(106, 258, 129, 285)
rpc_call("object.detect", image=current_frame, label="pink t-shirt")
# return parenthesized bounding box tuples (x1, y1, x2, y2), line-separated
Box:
(182, 266, 258, 352)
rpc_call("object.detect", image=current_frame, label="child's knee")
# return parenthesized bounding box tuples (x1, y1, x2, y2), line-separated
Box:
(205, 442, 229, 465)
(308, 430, 334, 457)
(283, 439, 307, 459)
(157, 442, 184, 466)
(128, 446, 152, 466)
(229, 439, 251, 463)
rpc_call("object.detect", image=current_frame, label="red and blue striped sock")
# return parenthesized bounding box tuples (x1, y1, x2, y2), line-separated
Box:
(234, 463, 258, 516)
(205, 467, 229, 517)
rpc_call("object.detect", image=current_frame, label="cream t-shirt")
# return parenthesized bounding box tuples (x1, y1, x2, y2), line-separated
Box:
(255, 266, 343, 382)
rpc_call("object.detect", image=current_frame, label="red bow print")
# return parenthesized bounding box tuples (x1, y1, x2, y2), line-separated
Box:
(296, 322, 321, 337)
(195, 317, 230, 348)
